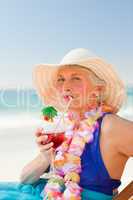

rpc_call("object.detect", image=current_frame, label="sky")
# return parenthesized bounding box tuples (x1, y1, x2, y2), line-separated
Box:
(0, 0, 133, 88)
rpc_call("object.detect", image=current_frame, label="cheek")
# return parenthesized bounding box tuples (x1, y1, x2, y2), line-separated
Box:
(77, 83, 93, 100)
(54, 83, 63, 93)
(75, 82, 90, 94)
(74, 84, 84, 91)
(56, 86, 62, 93)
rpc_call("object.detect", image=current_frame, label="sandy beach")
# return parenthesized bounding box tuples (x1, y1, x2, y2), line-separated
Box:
(0, 123, 133, 193)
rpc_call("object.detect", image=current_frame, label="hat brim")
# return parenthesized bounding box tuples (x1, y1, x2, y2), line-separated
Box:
(33, 59, 126, 113)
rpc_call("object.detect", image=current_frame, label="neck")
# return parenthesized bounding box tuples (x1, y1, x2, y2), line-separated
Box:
(68, 105, 97, 121)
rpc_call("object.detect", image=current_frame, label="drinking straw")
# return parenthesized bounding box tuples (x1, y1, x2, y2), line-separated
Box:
(53, 96, 73, 133)
(50, 97, 73, 174)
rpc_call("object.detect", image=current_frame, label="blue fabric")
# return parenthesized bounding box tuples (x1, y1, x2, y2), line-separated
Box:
(0, 178, 113, 200)
(0, 178, 46, 200)
(79, 112, 121, 195)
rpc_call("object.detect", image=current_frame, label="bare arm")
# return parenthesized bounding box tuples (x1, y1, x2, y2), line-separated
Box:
(102, 114, 133, 158)
(19, 128, 53, 184)
(20, 153, 50, 184)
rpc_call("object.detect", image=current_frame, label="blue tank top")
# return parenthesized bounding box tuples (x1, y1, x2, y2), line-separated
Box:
(79, 113, 121, 195)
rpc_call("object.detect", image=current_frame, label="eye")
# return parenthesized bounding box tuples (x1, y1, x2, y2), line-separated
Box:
(72, 77, 81, 80)
(57, 78, 65, 82)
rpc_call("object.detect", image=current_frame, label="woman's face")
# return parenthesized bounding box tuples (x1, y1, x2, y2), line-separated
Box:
(54, 66, 96, 111)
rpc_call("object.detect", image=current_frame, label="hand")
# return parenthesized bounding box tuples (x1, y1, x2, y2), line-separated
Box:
(35, 128, 53, 163)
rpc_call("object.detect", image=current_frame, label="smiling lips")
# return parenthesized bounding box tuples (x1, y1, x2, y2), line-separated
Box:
(63, 95, 74, 101)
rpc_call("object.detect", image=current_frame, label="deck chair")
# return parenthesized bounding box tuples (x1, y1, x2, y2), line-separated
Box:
(113, 181, 133, 200)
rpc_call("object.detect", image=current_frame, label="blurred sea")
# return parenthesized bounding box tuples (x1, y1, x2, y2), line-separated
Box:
(0, 88, 42, 129)
(0, 86, 133, 129)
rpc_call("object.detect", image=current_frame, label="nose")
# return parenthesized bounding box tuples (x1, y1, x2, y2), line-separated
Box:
(63, 80, 72, 93)
(64, 88, 71, 93)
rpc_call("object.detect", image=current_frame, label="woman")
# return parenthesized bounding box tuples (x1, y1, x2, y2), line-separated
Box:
(0, 48, 133, 200)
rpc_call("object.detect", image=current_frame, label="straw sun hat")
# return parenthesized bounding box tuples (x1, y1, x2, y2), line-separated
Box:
(33, 48, 126, 113)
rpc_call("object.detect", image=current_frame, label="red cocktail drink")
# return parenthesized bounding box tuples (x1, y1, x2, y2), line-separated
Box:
(44, 131, 66, 149)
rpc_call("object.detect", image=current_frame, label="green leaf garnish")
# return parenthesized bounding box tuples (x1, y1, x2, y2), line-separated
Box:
(41, 106, 58, 120)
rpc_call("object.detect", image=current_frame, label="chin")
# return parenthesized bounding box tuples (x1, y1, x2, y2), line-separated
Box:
(68, 104, 82, 111)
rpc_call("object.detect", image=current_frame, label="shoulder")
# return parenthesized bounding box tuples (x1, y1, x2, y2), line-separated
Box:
(101, 113, 133, 157)
(101, 113, 119, 133)
(100, 113, 117, 147)
(101, 113, 133, 133)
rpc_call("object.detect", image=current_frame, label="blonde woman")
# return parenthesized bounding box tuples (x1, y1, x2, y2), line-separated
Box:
(0, 48, 133, 200)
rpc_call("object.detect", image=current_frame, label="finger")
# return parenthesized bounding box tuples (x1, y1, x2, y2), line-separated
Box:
(39, 142, 53, 152)
(46, 148, 53, 154)
(35, 128, 43, 137)
(35, 135, 48, 143)
(36, 135, 48, 145)
(39, 142, 53, 150)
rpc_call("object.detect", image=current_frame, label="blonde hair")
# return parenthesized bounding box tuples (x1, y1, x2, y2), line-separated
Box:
(77, 65, 106, 104)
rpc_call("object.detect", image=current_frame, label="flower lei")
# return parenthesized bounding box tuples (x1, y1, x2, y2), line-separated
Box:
(43, 105, 112, 200)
